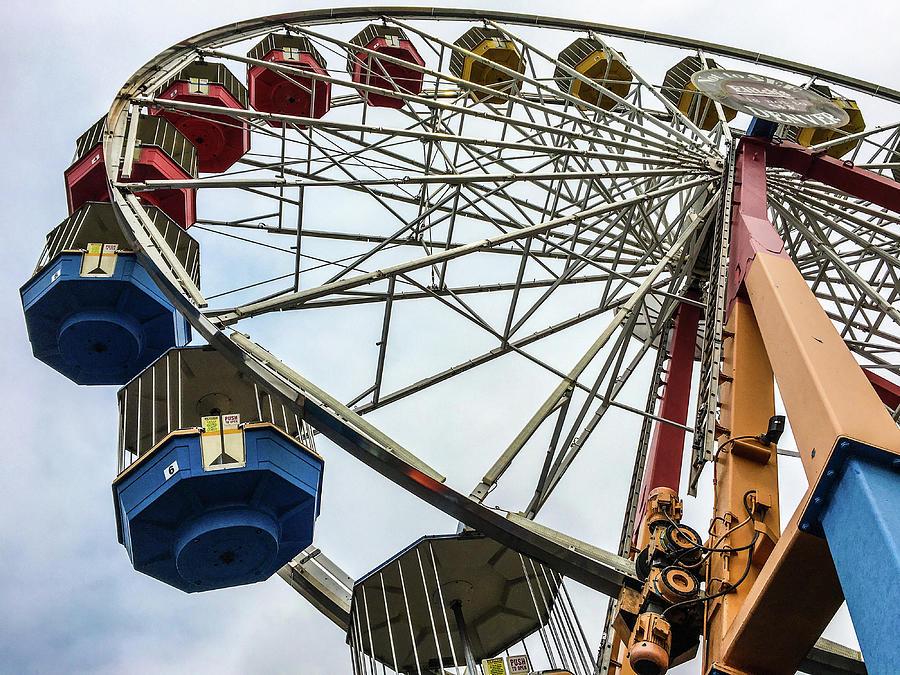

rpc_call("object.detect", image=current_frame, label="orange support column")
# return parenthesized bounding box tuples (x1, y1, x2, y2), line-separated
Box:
(712, 136, 900, 673)
(703, 299, 780, 675)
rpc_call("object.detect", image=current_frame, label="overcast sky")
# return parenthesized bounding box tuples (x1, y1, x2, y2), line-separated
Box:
(1, 1, 896, 673)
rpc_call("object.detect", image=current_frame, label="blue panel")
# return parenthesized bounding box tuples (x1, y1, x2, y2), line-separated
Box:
(746, 117, 778, 138)
(821, 457, 900, 674)
(113, 426, 324, 592)
(21, 253, 190, 385)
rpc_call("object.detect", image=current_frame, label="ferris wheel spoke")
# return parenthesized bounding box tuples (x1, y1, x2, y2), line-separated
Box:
(771, 188, 900, 279)
(236, 151, 649, 257)
(464, 178, 708, 331)
(529, 296, 683, 517)
(772, 205, 883, 340)
(202, 176, 711, 325)
(466, 196, 708, 503)
(771, 179, 900, 243)
(501, 101, 690, 253)
(198, 218, 604, 263)
(504, 184, 713, 342)
(769, 195, 900, 333)
(502, 208, 648, 340)
(492, 191, 714, 505)
(351, 271, 689, 424)
(140, 95, 686, 171)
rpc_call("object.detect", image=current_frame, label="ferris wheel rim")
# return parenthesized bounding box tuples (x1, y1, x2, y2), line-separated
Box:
(105, 5, 900, 127)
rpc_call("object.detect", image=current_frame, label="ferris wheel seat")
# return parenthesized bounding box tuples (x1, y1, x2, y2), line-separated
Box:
(782, 84, 866, 159)
(20, 252, 191, 385)
(351, 532, 560, 672)
(248, 34, 331, 128)
(348, 25, 425, 109)
(113, 424, 324, 593)
(64, 143, 196, 228)
(121, 148, 197, 228)
(450, 27, 525, 104)
(556, 38, 632, 110)
(153, 62, 250, 173)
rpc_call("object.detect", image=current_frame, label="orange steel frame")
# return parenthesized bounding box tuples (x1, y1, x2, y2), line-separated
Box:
(704, 137, 900, 674)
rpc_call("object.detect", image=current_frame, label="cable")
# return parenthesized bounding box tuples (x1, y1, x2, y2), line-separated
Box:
(715, 434, 761, 454)
(663, 507, 755, 558)
(660, 490, 759, 619)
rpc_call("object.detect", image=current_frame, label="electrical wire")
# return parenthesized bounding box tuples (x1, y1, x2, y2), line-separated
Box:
(660, 490, 759, 619)
(715, 434, 762, 454)
(664, 507, 755, 558)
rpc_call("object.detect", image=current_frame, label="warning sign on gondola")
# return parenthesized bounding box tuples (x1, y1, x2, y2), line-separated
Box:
(507, 655, 531, 673)
(80, 242, 118, 277)
(690, 69, 850, 128)
(481, 658, 506, 675)
(200, 413, 245, 470)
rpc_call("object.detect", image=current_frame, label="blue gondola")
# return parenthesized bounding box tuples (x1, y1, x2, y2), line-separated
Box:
(113, 346, 324, 592)
(21, 202, 196, 385)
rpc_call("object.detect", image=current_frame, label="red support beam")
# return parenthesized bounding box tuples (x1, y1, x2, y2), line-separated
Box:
(726, 138, 791, 314)
(765, 140, 900, 213)
(632, 295, 701, 540)
(863, 368, 900, 410)
(727, 136, 900, 314)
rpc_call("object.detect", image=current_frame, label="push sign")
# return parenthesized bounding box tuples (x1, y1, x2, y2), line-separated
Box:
(690, 69, 850, 128)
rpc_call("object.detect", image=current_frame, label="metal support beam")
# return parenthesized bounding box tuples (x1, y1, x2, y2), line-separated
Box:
(765, 140, 900, 213)
(631, 294, 701, 542)
(715, 136, 900, 674)
(278, 546, 354, 630)
(721, 502, 843, 674)
(820, 457, 900, 673)
(800, 638, 866, 675)
(705, 299, 781, 673)
(469, 204, 709, 503)
(863, 368, 900, 411)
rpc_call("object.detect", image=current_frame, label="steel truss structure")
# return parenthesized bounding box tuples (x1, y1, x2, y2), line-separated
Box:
(87, 7, 899, 674)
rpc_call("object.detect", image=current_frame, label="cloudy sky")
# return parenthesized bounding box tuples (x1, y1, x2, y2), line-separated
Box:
(2, 1, 896, 673)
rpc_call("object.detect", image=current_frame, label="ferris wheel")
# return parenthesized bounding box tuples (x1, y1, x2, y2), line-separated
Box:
(20, 7, 900, 675)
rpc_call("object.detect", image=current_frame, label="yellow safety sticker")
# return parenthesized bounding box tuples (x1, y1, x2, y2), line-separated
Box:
(202, 415, 220, 433)
(189, 77, 210, 95)
(81, 242, 118, 277)
(481, 657, 506, 675)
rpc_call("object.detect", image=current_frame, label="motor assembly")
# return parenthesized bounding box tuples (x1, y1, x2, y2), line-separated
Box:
(615, 488, 705, 675)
